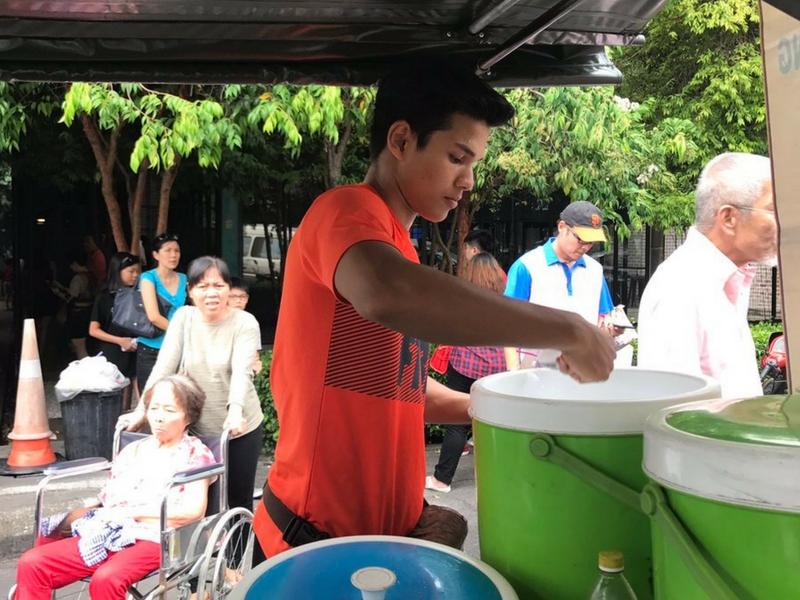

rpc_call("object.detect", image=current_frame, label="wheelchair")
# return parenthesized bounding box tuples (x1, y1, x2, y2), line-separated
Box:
(8, 426, 254, 600)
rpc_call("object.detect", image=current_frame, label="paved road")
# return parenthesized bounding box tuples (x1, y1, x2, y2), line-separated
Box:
(0, 443, 479, 596)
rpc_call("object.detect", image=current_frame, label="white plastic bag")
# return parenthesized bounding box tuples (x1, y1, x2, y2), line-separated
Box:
(608, 304, 638, 350)
(55, 355, 130, 401)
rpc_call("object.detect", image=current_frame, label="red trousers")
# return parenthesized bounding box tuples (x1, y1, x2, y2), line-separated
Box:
(15, 536, 160, 600)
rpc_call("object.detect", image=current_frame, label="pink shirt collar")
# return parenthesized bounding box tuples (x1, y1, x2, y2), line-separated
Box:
(687, 227, 756, 305)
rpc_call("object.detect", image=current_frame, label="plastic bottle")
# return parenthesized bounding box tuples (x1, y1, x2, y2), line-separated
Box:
(587, 551, 638, 600)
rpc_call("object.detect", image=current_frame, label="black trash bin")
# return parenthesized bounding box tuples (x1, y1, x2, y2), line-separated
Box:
(60, 390, 124, 460)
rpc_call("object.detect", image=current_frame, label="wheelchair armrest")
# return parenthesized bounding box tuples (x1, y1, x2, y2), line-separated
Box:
(171, 463, 225, 486)
(43, 457, 111, 477)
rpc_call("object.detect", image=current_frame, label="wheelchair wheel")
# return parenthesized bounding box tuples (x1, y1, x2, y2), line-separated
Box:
(196, 507, 254, 599)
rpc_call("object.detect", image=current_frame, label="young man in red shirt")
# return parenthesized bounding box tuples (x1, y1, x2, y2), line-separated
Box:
(253, 62, 616, 560)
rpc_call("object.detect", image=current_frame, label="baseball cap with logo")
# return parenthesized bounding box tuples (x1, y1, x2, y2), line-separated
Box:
(560, 201, 606, 243)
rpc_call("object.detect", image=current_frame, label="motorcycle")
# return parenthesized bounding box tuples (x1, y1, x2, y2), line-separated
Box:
(760, 331, 787, 395)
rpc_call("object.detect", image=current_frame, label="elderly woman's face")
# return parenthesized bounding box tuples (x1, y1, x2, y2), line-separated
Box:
(189, 267, 231, 319)
(147, 381, 190, 444)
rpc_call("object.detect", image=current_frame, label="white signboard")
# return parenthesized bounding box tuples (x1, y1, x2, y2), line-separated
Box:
(761, 0, 800, 391)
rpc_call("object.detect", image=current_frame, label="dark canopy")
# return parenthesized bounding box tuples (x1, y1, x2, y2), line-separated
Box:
(0, 0, 670, 85)
(766, 0, 800, 20)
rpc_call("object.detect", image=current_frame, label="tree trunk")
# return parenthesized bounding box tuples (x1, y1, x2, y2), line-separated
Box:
(431, 225, 450, 272)
(455, 194, 471, 276)
(428, 221, 438, 268)
(646, 226, 666, 281)
(79, 114, 129, 252)
(324, 120, 353, 190)
(130, 158, 149, 255)
(418, 221, 429, 265)
(440, 210, 458, 274)
(156, 156, 181, 235)
(262, 193, 277, 285)
(257, 190, 281, 317)
(117, 160, 134, 227)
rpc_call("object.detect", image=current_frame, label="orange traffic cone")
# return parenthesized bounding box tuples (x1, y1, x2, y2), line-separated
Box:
(6, 319, 56, 470)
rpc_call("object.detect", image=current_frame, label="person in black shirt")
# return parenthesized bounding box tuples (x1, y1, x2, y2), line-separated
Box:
(89, 252, 141, 410)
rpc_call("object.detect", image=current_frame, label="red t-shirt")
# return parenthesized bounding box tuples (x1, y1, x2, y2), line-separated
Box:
(88, 250, 106, 288)
(254, 184, 428, 557)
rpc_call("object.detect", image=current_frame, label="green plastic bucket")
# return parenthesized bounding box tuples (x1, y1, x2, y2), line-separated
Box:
(470, 368, 720, 600)
(642, 395, 800, 600)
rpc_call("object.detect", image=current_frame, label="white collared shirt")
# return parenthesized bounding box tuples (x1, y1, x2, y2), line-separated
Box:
(637, 227, 762, 399)
(505, 238, 612, 367)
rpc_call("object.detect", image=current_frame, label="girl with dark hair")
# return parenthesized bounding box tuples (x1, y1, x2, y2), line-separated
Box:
(89, 252, 141, 410)
(136, 233, 187, 393)
(425, 252, 509, 493)
(123, 256, 263, 523)
(51, 250, 96, 359)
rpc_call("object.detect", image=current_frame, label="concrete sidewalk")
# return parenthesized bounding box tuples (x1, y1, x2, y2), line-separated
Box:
(0, 441, 480, 563)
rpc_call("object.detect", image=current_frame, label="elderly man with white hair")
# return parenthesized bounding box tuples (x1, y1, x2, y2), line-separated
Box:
(637, 152, 777, 398)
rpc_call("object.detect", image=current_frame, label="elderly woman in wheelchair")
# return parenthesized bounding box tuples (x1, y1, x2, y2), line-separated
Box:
(13, 374, 221, 600)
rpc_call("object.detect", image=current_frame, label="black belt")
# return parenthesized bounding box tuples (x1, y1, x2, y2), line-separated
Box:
(262, 482, 331, 547)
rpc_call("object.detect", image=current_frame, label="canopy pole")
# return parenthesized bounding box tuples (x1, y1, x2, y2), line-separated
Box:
(476, 0, 587, 74)
(468, 0, 524, 35)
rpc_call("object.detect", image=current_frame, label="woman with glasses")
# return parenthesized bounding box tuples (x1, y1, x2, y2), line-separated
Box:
(123, 256, 263, 528)
(89, 252, 141, 410)
(137, 233, 187, 393)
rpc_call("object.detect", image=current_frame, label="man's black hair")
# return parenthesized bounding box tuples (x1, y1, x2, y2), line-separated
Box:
(464, 229, 495, 254)
(369, 61, 515, 160)
(230, 276, 249, 293)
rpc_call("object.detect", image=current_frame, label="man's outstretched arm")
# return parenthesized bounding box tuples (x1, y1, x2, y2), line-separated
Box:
(334, 240, 615, 383)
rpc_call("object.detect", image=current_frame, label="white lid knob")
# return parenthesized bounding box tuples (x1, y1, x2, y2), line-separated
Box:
(351, 567, 397, 599)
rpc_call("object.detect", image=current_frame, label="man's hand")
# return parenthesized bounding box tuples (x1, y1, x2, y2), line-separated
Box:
(557, 318, 616, 383)
(504, 347, 521, 371)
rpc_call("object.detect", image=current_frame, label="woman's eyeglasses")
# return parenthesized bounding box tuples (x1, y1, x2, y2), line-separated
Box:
(155, 233, 180, 243)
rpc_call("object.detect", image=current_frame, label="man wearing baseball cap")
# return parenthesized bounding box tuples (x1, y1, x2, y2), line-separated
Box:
(504, 201, 614, 369)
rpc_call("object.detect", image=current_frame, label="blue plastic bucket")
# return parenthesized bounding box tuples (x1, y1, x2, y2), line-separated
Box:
(230, 535, 519, 599)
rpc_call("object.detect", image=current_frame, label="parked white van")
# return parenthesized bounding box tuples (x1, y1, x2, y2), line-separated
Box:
(242, 224, 296, 279)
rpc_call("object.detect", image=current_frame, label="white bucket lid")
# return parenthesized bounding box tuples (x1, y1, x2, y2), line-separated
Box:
(644, 397, 800, 512)
(470, 368, 720, 435)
